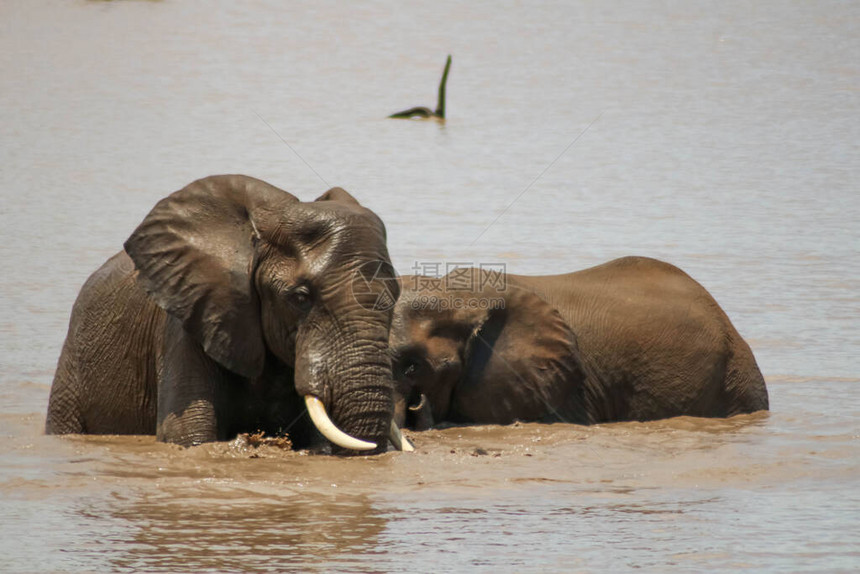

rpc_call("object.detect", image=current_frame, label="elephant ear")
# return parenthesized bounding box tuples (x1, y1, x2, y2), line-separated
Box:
(454, 287, 589, 424)
(124, 175, 298, 378)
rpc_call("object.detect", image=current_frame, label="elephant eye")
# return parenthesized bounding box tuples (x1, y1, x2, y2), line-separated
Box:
(288, 286, 313, 313)
(394, 347, 427, 381)
(399, 357, 423, 380)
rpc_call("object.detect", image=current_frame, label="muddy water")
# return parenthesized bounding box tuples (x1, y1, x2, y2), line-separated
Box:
(2, 1, 859, 572)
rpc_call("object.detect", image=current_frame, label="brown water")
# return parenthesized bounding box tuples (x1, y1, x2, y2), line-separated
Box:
(1, 1, 859, 571)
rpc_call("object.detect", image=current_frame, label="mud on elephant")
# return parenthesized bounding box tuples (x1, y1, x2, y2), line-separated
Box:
(390, 256, 768, 429)
(46, 175, 411, 454)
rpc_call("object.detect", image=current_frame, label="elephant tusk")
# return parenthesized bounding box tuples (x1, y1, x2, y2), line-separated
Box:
(304, 396, 377, 451)
(389, 420, 415, 452)
(408, 393, 428, 412)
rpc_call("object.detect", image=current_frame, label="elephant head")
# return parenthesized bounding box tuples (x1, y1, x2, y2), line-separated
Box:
(389, 270, 591, 429)
(124, 175, 402, 453)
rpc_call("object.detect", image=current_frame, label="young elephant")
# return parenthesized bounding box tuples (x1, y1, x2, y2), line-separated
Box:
(390, 256, 769, 429)
(46, 175, 410, 454)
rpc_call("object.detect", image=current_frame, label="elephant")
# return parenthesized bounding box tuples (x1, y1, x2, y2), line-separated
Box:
(389, 256, 769, 429)
(46, 175, 412, 454)
(389, 55, 451, 120)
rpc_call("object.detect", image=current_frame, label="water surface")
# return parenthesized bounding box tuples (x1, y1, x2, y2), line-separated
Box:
(1, 1, 858, 571)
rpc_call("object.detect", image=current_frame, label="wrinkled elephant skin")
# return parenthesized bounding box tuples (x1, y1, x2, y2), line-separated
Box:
(390, 256, 769, 428)
(46, 175, 402, 454)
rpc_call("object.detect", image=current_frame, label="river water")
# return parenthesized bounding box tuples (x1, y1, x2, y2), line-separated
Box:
(1, 1, 858, 572)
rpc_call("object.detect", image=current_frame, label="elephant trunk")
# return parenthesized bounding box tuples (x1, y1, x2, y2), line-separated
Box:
(327, 339, 394, 455)
(295, 323, 394, 455)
